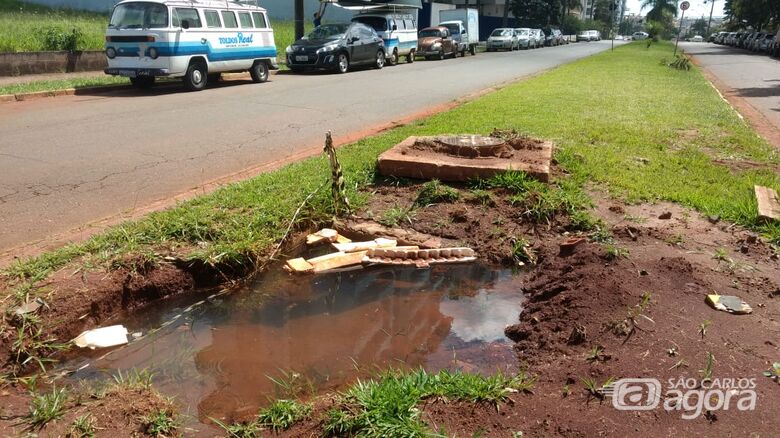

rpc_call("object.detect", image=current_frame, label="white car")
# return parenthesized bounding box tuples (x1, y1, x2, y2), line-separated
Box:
(632, 31, 649, 41)
(486, 28, 518, 51)
(690, 35, 704, 42)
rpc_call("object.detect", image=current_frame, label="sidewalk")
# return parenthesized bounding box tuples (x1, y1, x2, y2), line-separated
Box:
(681, 42, 780, 147)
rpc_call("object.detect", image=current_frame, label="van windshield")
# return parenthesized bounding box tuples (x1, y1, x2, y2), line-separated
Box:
(110, 2, 168, 29)
(354, 16, 387, 32)
(304, 24, 349, 40)
(441, 23, 458, 35)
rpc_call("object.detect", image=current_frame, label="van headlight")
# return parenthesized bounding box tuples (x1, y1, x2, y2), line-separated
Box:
(285, 45, 293, 54)
(316, 44, 338, 54)
(148, 47, 159, 59)
(105, 47, 116, 59)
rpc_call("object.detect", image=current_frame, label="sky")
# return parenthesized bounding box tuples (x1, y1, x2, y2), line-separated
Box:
(624, 0, 726, 18)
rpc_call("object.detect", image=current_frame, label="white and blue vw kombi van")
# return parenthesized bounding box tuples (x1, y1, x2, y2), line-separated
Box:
(351, 11, 417, 65)
(104, 0, 277, 90)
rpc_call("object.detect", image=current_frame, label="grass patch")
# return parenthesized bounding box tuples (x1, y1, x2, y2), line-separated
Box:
(323, 368, 534, 437)
(3, 42, 779, 308)
(257, 399, 312, 431)
(414, 180, 460, 206)
(26, 386, 68, 429)
(142, 408, 180, 437)
(0, 0, 299, 56)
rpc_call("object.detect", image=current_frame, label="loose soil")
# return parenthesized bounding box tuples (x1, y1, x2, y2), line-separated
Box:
(276, 180, 780, 437)
(2, 170, 780, 436)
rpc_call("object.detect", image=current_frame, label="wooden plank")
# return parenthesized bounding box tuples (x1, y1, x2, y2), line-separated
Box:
(332, 238, 397, 253)
(285, 257, 314, 273)
(307, 251, 367, 272)
(306, 228, 339, 245)
(755, 185, 780, 221)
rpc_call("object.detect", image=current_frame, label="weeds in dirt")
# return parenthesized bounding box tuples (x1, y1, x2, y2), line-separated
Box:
(379, 206, 417, 227)
(10, 312, 68, 373)
(666, 234, 685, 246)
(210, 417, 262, 438)
(257, 399, 312, 432)
(762, 362, 780, 384)
(604, 244, 629, 260)
(609, 292, 653, 342)
(712, 248, 732, 263)
(266, 369, 316, 399)
(669, 359, 689, 370)
(26, 386, 68, 429)
(510, 237, 536, 265)
(142, 408, 180, 437)
(561, 384, 571, 397)
(415, 180, 460, 206)
(700, 352, 715, 381)
(698, 320, 712, 339)
(112, 368, 154, 390)
(69, 414, 97, 438)
(586, 345, 607, 362)
(624, 214, 647, 224)
(323, 368, 534, 437)
(468, 189, 495, 206)
(580, 376, 615, 400)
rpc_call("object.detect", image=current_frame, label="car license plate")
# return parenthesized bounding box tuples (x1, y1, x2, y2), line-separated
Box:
(117, 69, 137, 78)
(295, 55, 308, 62)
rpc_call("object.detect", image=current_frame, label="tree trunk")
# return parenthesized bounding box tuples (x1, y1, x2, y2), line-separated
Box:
(502, 0, 510, 27)
(295, 0, 304, 40)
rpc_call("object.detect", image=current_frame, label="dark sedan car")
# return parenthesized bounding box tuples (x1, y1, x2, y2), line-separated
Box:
(543, 27, 564, 46)
(286, 22, 386, 73)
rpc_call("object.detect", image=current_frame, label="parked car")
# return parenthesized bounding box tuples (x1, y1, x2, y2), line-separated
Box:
(530, 29, 545, 47)
(713, 31, 727, 44)
(588, 30, 601, 41)
(286, 22, 385, 74)
(417, 26, 459, 60)
(771, 30, 780, 57)
(724, 32, 737, 45)
(690, 35, 704, 42)
(352, 10, 417, 65)
(632, 31, 649, 40)
(757, 33, 775, 53)
(750, 32, 765, 51)
(543, 27, 564, 46)
(487, 28, 517, 51)
(576, 31, 590, 42)
(515, 28, 535, 49)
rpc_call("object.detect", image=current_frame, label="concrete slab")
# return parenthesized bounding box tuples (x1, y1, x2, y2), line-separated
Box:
(377, 135, 552, 182)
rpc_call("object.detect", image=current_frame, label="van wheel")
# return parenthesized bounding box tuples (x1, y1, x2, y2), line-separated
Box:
(130, 76, 155, 89)
(470, 45, 476, 55)
(375, 50, 385, 69)
(250, 61, 269, 83)
(388, 49, 398, 66)
(336, 53, 349, 74)
(407, 50, 415, 63)
(183, 61, 207, 91)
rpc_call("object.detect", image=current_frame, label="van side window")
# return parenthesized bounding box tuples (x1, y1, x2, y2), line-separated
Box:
(204, 10, 221, 28)
(172, 8, 202, 28)
(252, 12, 267, 28)
(221, 11, 238, 28)
(238, 12, 252, 28)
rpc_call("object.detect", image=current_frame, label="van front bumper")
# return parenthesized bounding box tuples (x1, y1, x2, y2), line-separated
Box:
(105, 68, 170, 78)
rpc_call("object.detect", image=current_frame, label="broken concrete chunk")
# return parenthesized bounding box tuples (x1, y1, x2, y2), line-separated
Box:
(14, 299, 43, 316)
(73, 325, 129, 349)
(559, 237, 586, 256)
(306, 228, 352, 245)
(706, 294, 752, 314)
(332, 238, 397, 253)
(335, 219, 450, 248)
(364, 247, 476, 266)
(754, 185, 780, 222)
(285, 257, 314, 273)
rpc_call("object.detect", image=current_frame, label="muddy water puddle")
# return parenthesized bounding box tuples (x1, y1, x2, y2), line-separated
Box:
(65, 264, 525, 424)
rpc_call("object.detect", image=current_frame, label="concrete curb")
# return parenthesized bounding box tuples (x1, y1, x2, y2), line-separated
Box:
(0, 84, 131, 103)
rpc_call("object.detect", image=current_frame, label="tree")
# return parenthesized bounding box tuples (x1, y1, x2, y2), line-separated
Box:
(640, 0, 677, 23)
(724, 0, 780, 30)
(561, 0, 582, 17)
(511, 0, 562, 27)
(690, 17, 708, 36)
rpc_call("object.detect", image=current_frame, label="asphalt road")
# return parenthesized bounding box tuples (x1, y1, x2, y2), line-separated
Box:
(0, 41, 617, 253)
(680, 42, 780, 130)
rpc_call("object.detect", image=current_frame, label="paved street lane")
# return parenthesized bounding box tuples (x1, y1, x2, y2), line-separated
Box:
(0, 41, 617, 252)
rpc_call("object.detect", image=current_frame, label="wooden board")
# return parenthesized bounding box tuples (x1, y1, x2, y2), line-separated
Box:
(755, 185, 780, 221)
(307, 251, 367, 273)
(285, 257, 314, 273)
(332, 238, 397, 253)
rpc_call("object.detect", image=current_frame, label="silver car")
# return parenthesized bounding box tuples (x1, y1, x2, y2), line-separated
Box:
(487, 28, 518, 51)
(515, 28, 535, 49)
(530, 29, 544, 47)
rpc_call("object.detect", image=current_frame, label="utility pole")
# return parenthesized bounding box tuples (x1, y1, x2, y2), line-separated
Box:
(295, 0, 305, 40)
(705, 0, 716, 36)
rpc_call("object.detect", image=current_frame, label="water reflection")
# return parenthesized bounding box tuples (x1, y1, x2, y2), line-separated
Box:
(66, 264, 525, 423)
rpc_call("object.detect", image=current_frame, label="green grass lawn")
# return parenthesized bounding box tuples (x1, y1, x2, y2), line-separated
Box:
(0, 75, 129, 95)
(0, 0, 297, 57)
(4, 42, 779, 288)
